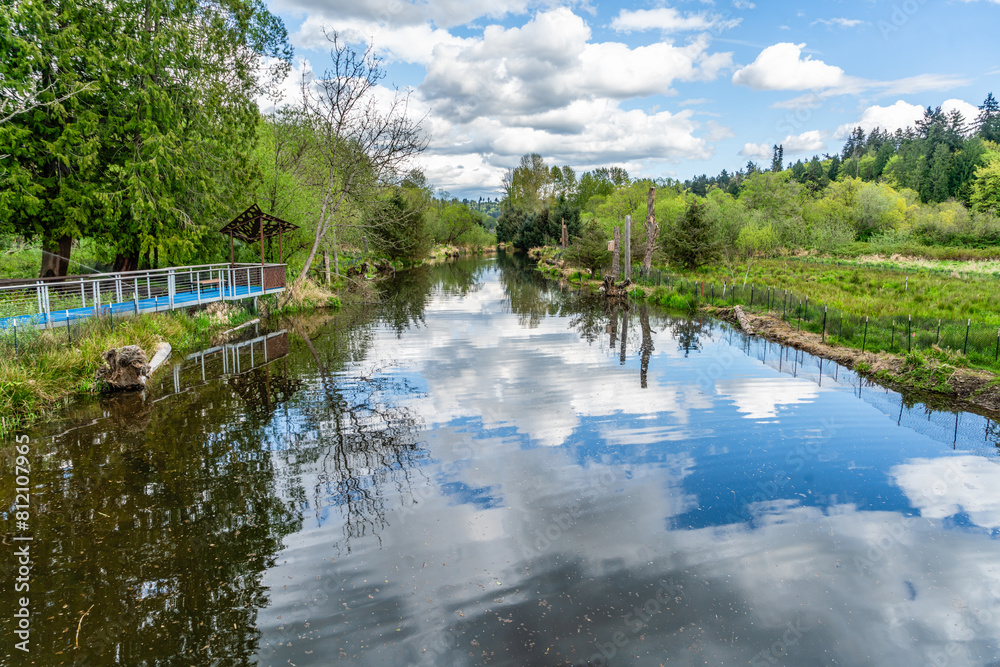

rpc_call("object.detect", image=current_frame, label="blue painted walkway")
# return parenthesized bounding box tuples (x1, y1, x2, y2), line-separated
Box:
(1, 283, 284, 329)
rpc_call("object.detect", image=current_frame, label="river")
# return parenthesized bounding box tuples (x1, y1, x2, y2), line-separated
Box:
(3, 253, 1000, 666)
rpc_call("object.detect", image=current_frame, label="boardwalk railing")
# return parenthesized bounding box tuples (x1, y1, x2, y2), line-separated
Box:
(0, 263, 287, 330)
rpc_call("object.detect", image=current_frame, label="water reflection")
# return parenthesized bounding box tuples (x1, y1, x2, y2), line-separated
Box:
(7, 254, 1000, 666)
(1, 355, 302, 663)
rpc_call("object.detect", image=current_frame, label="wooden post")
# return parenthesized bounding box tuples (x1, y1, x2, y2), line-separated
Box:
(641, 188, 658, 277)
(623, 215, 631, 280)
(611, 227, 621, 280)
(229, 232, 234, 267)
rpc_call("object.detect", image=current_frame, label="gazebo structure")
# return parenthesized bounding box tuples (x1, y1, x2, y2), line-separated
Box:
(219, 204, 298, 267)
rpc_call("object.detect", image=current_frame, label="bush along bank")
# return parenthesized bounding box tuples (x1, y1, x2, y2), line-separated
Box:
(531, 252, 1000, 414)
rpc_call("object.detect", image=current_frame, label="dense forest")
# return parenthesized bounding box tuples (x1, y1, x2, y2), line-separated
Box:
(497, 95, 1000, 271)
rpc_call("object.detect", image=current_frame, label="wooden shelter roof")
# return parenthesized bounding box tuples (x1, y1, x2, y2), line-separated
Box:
(220, 204, 298, 243)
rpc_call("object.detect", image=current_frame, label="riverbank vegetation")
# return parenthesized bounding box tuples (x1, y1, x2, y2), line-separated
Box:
(0, 2, 494, 291)
(0, 303, 258, 436)
(508, 96, 1000, 405)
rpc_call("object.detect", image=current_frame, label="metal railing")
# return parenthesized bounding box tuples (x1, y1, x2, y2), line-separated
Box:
(0, 263, 287, 330)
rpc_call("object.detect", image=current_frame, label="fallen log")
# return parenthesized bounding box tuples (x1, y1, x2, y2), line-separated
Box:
(733, 305, 755, 335)
(143, 342, 171, 385)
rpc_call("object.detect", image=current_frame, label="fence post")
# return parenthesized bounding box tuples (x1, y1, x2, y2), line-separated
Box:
(936, 319, 941, 345)
(907, 315, 911, 353)
(822, 306, 827, 343)
(995, 328, 999, 361)
(750, 285, 754, 307)
(168, 270, 176, 309)
(42, 283, 52, 328)
(964, 319, 971, 356)
(891, 320, 895, 350)
(862, 316, 868, 353)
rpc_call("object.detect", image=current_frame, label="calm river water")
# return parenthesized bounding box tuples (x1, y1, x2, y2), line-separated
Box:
(4, 254, 1000, 666)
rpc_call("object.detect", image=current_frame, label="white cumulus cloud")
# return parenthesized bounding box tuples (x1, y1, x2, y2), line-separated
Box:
(834, 98, 980, 138)
(732, 42, 846, 91)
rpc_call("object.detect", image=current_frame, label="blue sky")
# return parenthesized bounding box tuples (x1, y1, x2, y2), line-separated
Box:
(263, 0, 1000, 199)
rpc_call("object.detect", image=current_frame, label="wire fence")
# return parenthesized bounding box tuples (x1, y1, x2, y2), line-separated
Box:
(628, 266, 1000, 367)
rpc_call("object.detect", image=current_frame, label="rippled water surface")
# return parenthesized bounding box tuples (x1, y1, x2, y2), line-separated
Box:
(4, 254, 1000, 666)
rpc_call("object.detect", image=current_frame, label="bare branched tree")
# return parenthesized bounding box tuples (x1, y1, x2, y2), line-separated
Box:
(295, 32, 426, 286)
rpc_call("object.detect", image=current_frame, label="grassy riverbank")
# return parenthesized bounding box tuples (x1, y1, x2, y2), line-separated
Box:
(533, 248, 1000, 413)
(0, 279, 345, 437)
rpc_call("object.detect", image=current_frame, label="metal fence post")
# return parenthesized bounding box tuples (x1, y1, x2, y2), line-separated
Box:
(168, 269, 175, 309)
(964, 319, 971, 356)
(42, 283, 52, 328)
(862, 316, 868, 353)
(907, 315, 911, 353)
(822, 306, 827, 343)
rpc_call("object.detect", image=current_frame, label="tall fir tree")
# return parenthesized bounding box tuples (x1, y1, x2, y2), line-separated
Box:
(976, 93, 1000, 143)
(0, 0, 105, 275)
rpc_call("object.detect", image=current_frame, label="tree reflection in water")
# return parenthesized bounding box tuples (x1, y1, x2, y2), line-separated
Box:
(672, 316, 705, 357)
(290, 315, 428, 554)
(1, 359, 303, 663)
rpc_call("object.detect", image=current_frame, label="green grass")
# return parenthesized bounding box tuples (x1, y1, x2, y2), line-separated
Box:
(676, 257, 1000, 326)
(648, 285, 699, 312)
(0, 304, 259, 437)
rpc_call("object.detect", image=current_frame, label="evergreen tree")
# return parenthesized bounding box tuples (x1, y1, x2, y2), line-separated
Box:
(770, 144, 784, 172)
(976, 93, 1000, 143)
(923, 143, 952, 203)
(664, 198, 718, 269)
(0, 0, 104, 275)
(827, 154, 841, 181)
(564, 220, 610, 274)
(805, 156, 827, 190)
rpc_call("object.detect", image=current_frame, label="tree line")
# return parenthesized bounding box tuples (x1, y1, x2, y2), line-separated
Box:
(495, 94, 1000, 280)
(0, 2, 458, 282)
